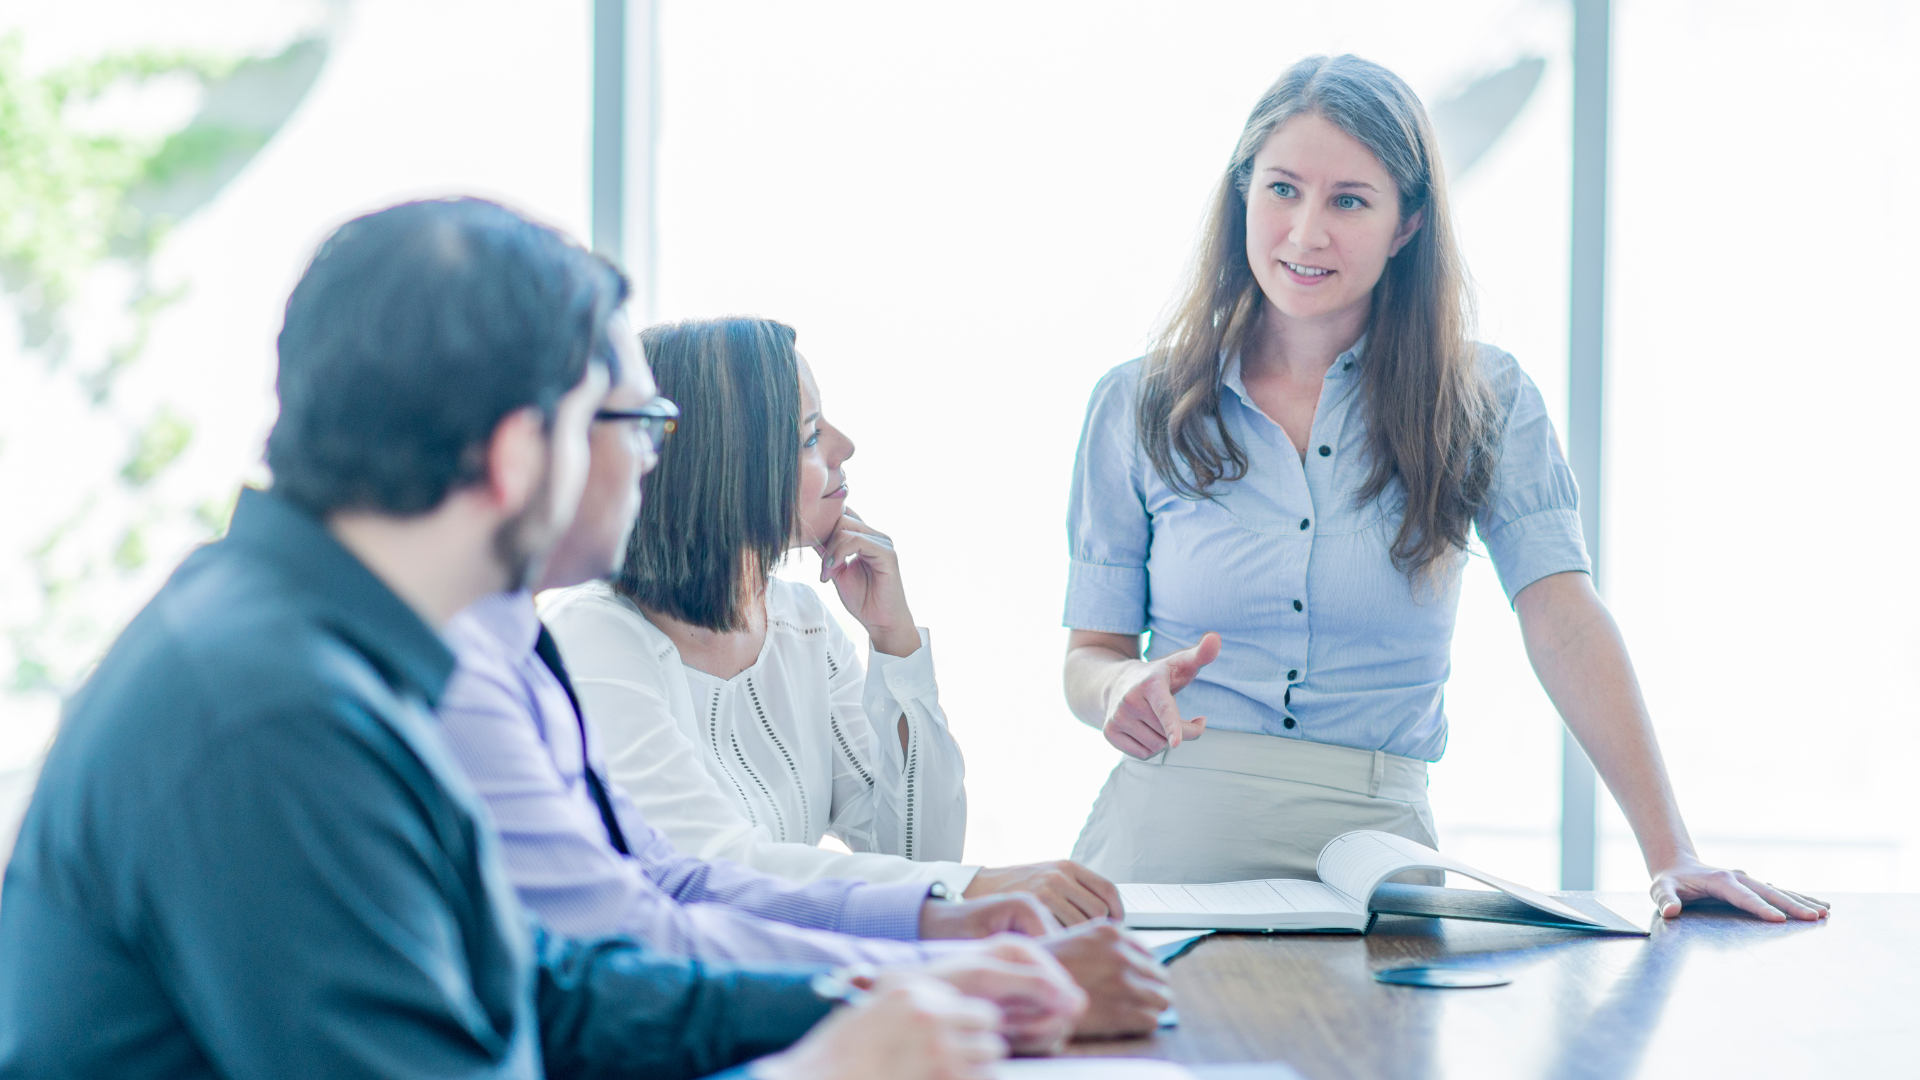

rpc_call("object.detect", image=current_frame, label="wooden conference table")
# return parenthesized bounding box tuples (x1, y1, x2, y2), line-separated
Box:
(1071, 893, 1918, 1079)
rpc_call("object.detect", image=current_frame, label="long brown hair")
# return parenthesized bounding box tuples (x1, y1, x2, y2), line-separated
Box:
(1137, 54, 1500, 579)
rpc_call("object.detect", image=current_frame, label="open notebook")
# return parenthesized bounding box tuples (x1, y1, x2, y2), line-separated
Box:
(1119, 830, 1645, 934)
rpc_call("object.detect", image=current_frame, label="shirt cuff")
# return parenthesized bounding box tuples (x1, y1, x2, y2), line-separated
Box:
(832, 880, 932, 941)
(869, 628, 937, 703)
(1064, 560, 1149, 633)
(932, 863, 982, 896)
(1482, 506, 1592, 604)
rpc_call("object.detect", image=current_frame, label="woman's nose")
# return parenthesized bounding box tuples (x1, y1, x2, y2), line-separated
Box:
(1287, 204, 1330, 252)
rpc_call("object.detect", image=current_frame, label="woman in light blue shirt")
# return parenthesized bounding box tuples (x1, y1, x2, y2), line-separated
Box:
(1062, 54, 1825, 923)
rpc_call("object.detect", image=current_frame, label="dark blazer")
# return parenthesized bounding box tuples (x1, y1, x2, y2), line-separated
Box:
(0, 488, 830, 1079)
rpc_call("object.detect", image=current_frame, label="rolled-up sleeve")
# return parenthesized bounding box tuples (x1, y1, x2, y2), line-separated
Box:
(1475, 349, 1592, 604)
(1065, 362, 1152, 634)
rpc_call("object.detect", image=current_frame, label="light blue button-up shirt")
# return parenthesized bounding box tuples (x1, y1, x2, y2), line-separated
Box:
(1064, 341, 1589, 761)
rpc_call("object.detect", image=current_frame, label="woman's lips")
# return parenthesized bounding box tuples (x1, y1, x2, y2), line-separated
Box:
(825, 484, 848, 500)
(1281, 260, 1334, 286)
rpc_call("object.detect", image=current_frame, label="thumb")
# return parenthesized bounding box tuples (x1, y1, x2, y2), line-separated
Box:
(1651, 879, 1683, 919)
(1166, 632, 1222, 687)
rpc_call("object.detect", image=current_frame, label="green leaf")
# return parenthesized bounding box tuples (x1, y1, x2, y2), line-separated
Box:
(120, 408, 194, 487)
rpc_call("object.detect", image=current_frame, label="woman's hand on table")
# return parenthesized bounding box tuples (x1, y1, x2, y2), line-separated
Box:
(1099, 632, 1220, 758)
(1650, 854, 1830, 922)
(816, 509, 921, 658)
(965, 861, 1124, 925)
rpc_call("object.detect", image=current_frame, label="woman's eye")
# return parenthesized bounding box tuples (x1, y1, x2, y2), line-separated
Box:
(1270, 182, 1297, 198)
(804, 431, 820, 448)
(1335, 194, 1364, 210)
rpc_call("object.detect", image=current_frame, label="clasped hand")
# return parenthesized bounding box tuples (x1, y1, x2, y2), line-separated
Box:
(918, 894, 1171, 1041)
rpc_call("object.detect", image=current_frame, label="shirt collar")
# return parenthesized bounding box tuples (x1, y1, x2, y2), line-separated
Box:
(1219, 331, 1369, 403)
(223, 486, 457, 705)
(453, 589, 544, 663)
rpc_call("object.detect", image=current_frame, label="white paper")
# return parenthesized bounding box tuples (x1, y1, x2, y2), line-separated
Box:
(1119, 878, 1357, 921)
(1126, 928, 1214, 962)
(996, 1060, 1197, 1079)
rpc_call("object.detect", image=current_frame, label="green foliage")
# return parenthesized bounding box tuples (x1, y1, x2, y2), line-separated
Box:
(0, 36, 239, 700)
(0, 33, 236, 357)
(120, 409, 195, 487)
(2, 29, 323, 703)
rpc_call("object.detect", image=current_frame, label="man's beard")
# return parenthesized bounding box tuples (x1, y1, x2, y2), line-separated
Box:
(491, 473, 555, 592)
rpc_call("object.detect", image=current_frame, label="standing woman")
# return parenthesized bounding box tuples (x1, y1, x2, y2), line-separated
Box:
(1063, 54, 1825, 922)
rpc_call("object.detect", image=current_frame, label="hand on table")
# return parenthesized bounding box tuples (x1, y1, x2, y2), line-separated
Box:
(817, 509, 921, 659)
(965, 861, 1124, 926)
(1040, 920, 1171, 1040)
(752, 974, 1004, 1080)
(919, 937, 1087, 1055)
(1101, 633, 1220, 759)
(1650, 855, 1829, 922)
(920, 893, 1055, 940)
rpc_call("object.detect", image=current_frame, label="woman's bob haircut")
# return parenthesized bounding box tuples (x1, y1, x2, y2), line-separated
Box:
(1139, 54, 1501, 581)
(615, 317, 800, 632)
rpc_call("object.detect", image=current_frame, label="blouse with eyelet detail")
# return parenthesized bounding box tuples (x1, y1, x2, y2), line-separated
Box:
(540, 578, 977, 896)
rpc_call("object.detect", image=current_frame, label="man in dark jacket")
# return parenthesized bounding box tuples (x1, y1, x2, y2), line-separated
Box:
(0, 198, 1025, 1080)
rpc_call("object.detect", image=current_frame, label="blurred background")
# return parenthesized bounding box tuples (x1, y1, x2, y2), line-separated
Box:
(1, 0, 1913, 893)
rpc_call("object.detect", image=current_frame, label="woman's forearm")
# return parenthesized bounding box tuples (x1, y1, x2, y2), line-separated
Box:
(1515, 572, 1695, 871)
(1063, 631, 1142, 730)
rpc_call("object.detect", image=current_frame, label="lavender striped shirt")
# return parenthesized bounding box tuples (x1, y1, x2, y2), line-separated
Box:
(437, 590, 934, 965)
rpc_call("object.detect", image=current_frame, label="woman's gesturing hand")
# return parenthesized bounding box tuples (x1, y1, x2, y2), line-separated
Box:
(751, 975, 1006, 1080)
(1649, 855, 1830, 923)
(1101, 633, 1221, 759)
(816, 509, 920, 658)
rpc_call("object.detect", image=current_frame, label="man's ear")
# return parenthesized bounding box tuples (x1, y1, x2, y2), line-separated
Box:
(484, 406, 549, 517)
(1389, 208, 1425, 257)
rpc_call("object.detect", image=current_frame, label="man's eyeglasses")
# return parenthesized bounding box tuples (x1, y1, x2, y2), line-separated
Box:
(593, 397, 679, 453)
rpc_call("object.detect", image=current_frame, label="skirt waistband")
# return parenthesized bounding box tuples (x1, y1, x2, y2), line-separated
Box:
(1141, 728, 1428, 803)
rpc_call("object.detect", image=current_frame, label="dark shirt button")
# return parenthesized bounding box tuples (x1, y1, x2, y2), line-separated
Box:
(1299, 518, 1310, 530)
(1318, 445, 1332, 457)
(1284, 688, 1291, 705)
(1343, 361, 1353, 370)
(1293, 599, 1303, 612)
(1287, 669, 1299, 681)
(1283, 717, 1297, 729)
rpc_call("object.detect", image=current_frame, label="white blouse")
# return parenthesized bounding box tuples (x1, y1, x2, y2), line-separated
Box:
(540, 579, 978, 895)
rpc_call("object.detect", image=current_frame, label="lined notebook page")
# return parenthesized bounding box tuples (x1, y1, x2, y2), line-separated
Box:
(1119, 878, 1357, 917)
(1314, 832, 1424, 903)
(1316, 830, 1598, 925)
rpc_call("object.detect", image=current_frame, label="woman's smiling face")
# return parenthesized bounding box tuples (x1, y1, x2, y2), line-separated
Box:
(1244, 112, 1423, 327)
(791, 355, 853, 549)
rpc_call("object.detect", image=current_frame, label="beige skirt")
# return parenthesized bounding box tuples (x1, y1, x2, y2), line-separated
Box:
(1070, 729, 1441, 885)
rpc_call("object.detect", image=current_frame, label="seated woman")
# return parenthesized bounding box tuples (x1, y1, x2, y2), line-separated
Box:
(544, 317, 1119, 924)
